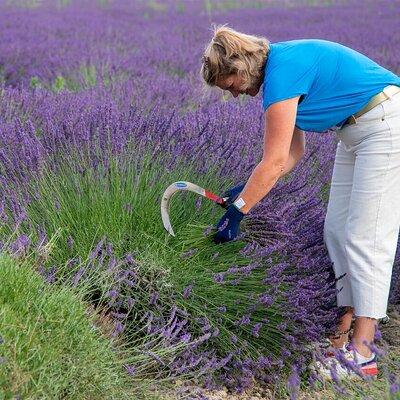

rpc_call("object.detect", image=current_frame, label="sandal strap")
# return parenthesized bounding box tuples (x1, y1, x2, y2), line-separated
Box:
(329, 327, 351, 340)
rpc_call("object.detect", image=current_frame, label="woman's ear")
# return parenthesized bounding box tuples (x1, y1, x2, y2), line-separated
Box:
(237, 70, 248, 88)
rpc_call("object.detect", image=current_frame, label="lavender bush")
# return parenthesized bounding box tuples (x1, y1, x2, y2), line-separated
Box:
(0, 0, 399, 398)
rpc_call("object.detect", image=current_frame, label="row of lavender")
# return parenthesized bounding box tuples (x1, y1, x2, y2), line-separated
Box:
(1, 0, 399, 397)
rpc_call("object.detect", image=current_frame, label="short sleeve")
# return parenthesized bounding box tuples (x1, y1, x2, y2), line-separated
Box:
(263, 59, 316, 111)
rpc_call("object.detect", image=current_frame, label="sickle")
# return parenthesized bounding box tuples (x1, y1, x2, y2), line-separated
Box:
(161, 181, 228, 236)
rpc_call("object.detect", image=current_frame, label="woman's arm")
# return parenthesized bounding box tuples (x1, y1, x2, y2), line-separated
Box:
(234, 96, 301, 214)
(279, 127, 305, 178)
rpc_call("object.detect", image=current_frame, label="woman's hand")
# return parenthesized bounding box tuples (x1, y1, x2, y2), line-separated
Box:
(222, 182, 245, 207)
(214, 204, 245, 244)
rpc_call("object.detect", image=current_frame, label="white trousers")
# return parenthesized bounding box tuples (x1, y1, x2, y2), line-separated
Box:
(324, 85, 400, 319)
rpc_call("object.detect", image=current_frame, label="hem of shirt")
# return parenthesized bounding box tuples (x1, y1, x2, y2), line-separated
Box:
(263, 92, 307, 111)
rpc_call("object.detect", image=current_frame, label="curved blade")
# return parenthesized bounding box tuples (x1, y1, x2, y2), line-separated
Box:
(161, 181, 226, 236)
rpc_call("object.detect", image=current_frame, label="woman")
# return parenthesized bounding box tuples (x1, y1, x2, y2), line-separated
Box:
(200, 24, 400, 380)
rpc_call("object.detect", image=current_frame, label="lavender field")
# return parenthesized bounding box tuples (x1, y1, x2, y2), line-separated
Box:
(0, 0, 399, 399)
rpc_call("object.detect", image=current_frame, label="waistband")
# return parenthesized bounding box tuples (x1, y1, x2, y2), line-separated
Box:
(342, 85, 400, 127)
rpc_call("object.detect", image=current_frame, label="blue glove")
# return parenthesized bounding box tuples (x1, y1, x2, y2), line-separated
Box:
(214, 204, 245, 244)
(222, 182, 245, 208)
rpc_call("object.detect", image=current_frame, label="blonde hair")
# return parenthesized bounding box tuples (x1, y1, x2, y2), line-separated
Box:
(200, 24, 270, 93)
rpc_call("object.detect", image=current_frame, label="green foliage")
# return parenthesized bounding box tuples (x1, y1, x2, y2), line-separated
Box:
(34, 127, 43, 138)
(0, 66, 5, 86)
(5, 0, 41, 9)
(319, 181, 331, 203)
(0, 252, 137, 399)
(147, 0, 168, 12)
(51, 75, 66, 93)
(29, 65, 130, 93)
(158, 61, 186, 78)
(0, 137, 294, 382)
(79, 64, 97, 88)
(97, 0, 109, 6)
(29, 76, 42, 89)
(56, 0, 71, 7)
(204, 0, 264, 13)
(176, 1, 185, 13)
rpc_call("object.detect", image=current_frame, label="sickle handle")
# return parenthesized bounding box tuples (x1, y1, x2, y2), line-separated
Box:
(161, 181, 228, 237)
(204, 190, 227, 207)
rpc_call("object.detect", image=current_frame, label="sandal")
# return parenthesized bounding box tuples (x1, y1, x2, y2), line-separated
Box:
(310, 342, 378, 381)
(307, 327, 352, 357)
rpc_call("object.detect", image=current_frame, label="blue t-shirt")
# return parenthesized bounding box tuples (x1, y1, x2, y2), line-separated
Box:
(262, 39, 400, 132)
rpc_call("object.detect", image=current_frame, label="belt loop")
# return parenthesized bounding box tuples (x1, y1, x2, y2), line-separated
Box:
(348, 115, 357, 125)
(383, 86, 393, 101)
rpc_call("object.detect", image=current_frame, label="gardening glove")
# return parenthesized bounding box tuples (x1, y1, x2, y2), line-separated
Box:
(214, 204, 245, 244)
(222, 182, 245, 208)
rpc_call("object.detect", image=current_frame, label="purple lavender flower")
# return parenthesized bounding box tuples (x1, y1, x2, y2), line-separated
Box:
(257, 355, 272, 369)
(112, 321, 124, 337)
(217, 218, 229, 232)
(72, 267, 85, 287)
(191, 332, 212, 347)
(106, 289, 119, 299)
(286, 365, 300, 400)
(89, 237, 105, 261)
(124, 364, 136, 377)
(252, 323, 262, 337)
(111, 311, 127, 319)
(212, 272, 224, 283)
(281, 349, 291, 357)
(45, 266, 57, 284)
(182, 283, 194, 299)
(149, 291, 159, 306)
(258, 292, 274, 307)
(126, 296, 135, 309)
(212, 327, 220, 337)
(195, 196, 202, 211)
(125, 253, 134, 264)
(214, 352, 233, 369)
(106, 242, 113, 256)
(229, 278, 241, 286)
(364, 341, 385, 357)
(54, 199, 61, 211)
(390, 384, 400, 396)
(180, 333, 191, 343)
(124, 278, 135, 288)
(107, 257, 117, 272)
(203, 225, 213, 236)
(374, 327, 383, 341)
(180, 248, 198, 259)
(277, 321, 288, 331)
(217, 305, 227, 313)
(234, 314, 251, 327)
(227, 265, 239, 274)
(66, 235, 74, 251)
(142, 350, 165, 366)
(10, 234, 30, 255)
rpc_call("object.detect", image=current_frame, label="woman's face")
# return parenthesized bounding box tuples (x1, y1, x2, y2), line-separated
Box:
(215, 73, 260, 97)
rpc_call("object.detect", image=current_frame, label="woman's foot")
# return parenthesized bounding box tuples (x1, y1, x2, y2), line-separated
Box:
(307, 307, 355, 355)
(328, 331, 350, 349)
(319, 331, 350, 357)
(310, 342, 378, 381)
(322, 307, 355, 355)
(329, 306, 355, 348)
